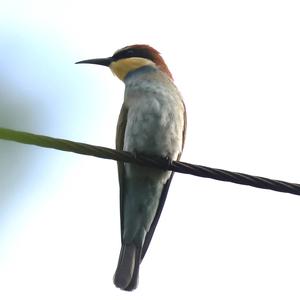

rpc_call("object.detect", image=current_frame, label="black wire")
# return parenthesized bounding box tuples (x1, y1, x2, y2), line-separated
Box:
(0, 127, 299, 196)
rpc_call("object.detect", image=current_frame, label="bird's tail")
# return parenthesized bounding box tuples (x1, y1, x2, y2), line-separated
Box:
(113, 244, 141, 291)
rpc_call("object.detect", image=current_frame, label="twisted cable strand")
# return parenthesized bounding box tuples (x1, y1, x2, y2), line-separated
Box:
(1, 127, 299, 196)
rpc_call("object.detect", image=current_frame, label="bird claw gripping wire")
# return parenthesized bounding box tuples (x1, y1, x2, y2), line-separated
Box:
(131, 151, 173, 171)
(159, 156, 173, 171)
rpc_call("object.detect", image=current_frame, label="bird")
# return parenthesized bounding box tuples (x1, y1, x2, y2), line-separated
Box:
(76, 44, 186, 291)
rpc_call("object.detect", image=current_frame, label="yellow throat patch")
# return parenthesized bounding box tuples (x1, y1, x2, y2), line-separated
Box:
(109, 57, 155, 81)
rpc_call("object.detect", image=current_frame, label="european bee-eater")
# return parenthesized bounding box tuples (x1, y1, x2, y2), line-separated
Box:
(76, 44, 186, 291)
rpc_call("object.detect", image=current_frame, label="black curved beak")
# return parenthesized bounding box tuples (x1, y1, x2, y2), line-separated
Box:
(75, 57, 112, 66)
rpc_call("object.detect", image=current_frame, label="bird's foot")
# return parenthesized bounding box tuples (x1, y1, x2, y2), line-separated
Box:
(160, 155, 173, 170)
(130, 151, 172, 170)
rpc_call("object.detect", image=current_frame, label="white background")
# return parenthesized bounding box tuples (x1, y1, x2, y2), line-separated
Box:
(0, 1, 300, 299)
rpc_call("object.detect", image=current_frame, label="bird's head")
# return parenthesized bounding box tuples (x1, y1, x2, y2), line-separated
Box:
(76, 44, 173, 81)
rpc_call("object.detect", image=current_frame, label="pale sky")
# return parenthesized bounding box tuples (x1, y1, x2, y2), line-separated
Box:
(1, 1, 300, 299)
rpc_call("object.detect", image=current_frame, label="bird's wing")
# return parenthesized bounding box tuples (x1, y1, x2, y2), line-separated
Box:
(116, 103, 128, 238)
(181, 100, 187, 153)
(141, 172, 174, 260)
(141, 99, 187, 260)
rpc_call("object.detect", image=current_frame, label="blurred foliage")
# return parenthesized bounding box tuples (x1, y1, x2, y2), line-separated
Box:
(0, 74, 42, 210)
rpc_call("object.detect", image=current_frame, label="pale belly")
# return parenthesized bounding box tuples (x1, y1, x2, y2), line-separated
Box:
(123, 93, 184, 160)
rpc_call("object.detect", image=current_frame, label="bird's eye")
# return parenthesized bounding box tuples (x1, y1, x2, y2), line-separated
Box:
(126, 49, 134, 56)
(113, 48, 135, 60)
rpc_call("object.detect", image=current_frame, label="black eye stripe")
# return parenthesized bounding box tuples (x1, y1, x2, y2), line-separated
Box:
(113, 48, 154, 61)
(126, 49, 134, 56)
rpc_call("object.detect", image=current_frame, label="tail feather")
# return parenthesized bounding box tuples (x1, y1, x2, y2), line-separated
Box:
(113, 244, 141, 291)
